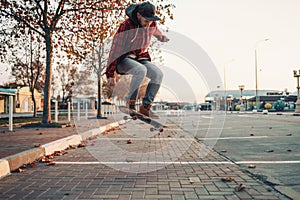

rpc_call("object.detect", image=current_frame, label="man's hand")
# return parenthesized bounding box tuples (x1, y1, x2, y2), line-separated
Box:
(161, 35, 170, 42)
(108, 77, 116, 87)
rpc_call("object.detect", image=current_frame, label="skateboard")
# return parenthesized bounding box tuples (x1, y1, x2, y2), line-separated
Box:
(119, 106, 164, 132)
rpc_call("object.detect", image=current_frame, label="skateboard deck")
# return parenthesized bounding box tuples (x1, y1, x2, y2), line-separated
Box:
(119, 106, 164, 132)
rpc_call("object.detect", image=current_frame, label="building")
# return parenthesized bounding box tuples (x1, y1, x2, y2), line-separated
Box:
(0, 88, 16, 113)
(0, 86, 43, 113)
(205, 89, 297, 111)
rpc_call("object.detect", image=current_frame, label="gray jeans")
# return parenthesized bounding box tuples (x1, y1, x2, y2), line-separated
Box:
(117, 57, 163, 106)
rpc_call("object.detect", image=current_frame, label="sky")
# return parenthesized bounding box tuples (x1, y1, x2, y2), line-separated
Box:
(155, 0, 300, 102)
(1, 0, 300, 103)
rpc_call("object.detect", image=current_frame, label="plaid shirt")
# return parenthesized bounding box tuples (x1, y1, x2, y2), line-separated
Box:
(105, 18, 165, 78)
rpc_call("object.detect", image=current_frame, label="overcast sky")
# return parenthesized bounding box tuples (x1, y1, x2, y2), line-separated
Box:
(2, 0, 300, 103)
(156, 0, 300, 102)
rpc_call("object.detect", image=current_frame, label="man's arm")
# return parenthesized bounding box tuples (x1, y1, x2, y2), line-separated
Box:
(152, 22, 169, 42)
(106, 21, 130, 79)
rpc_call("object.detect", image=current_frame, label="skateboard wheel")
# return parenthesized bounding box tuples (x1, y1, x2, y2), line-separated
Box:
(159, 128, 163, 132)
(132, 115, 138, 120)
(150, 127, 155, 132)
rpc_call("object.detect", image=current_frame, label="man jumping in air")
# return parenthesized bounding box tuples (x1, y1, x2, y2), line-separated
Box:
(106, 1, 169, 118)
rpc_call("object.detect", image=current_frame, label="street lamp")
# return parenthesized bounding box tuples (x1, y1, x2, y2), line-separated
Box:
(224, 59, 235, 112)
(239, 85, 245, 111)
(255, 38, 269, 110)
(293, 70, 300, 113)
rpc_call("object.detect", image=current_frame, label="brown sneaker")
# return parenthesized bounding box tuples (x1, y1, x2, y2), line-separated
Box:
(126, 100, 136, 116)
(139, 104, 159, 119)
(126, 100, 136, 110)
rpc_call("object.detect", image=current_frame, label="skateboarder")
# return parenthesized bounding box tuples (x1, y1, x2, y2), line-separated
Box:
(106, 1, 169, 118)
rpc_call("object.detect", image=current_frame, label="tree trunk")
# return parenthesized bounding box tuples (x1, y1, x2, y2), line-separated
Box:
(96, 74, 102, 118)
(31, 87, 37, 117)
(42, 30, 53, 123)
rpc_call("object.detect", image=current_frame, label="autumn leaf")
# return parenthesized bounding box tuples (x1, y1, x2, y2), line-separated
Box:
(47, 161, 56, 166)
(17, 168, 26, 173)
(78, 143, 87, 148)
(235, 183, 246, 192)
(127, 139, 132, 144)
(221, 177, 235, 182)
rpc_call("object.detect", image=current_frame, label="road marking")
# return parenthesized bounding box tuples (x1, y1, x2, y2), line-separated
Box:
(96, 138, 195, 141)
(198, 136, 269, 140)
(93, 135, 270, 141)
(54, 160, 300, 165)
(236, 161, 300, 164)
(201, 116, 214, 119)
(54, 161, 234, 165)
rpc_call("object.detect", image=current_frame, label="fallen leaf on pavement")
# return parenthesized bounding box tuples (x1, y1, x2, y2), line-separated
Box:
(102, 131, 108, 135)
(46, 155, 54, 159)
(221, 177, 235, 182)
(127, 139, 132, 144)
(40, 156, 49, 163)
(69, 144, 77, 149)
(235, 183, 246, 192)
(17, 168, 26, 173)
(78, 143, 87, 148)
(47, 161, 56, 166)
(27, 161, 37, 168)
(54, 151, 63, 156)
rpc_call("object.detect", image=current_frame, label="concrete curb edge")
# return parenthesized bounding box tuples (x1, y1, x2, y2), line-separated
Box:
(0, 119, 128, 179)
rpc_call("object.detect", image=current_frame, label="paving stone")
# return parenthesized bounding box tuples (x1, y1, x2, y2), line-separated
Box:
(0, 115, 285, 200)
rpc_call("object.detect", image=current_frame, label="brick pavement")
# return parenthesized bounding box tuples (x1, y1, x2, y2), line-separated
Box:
(0, 118, 112, 159)
(0, 119, 288, 200)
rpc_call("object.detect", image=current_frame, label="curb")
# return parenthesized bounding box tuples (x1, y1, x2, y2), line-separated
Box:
(0, 119, 128, 179)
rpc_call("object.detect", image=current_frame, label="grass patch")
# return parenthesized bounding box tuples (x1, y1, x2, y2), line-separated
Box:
(21, 122, 71, 128)
(0, 116, 70, 127)
(0, 117, 42, 126)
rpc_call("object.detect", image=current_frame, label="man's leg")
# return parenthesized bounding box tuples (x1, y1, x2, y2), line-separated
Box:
(139, 60, 163, 117)
(140, 60, 163, 105)
(117, 58, 147, 103)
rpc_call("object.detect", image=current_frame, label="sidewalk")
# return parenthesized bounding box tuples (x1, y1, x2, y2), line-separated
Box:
(0, 114, 287, 199)
(0, 116, 124, 177)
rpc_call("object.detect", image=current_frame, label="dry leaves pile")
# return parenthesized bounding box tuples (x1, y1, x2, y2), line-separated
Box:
(14, 125, 122, 173)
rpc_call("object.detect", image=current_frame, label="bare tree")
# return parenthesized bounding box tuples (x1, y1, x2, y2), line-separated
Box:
(0, 0, 174, 123)
(10, 33, 45, 117)
(54, 63, 79, 103)
(0, 0, 123, 123)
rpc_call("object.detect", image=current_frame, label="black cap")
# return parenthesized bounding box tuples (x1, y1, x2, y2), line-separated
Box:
(137, 2, 160, 21)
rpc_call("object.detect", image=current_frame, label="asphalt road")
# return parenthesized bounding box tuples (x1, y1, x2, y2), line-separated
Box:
(175, 111, 300, 199)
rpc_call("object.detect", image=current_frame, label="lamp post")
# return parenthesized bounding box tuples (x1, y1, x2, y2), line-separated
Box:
(255, 38, 269, 110)
(224, 59, 235, 112)
(239, 85, 245, 111)
(293, 70, 300, 113)
(216, 85, 220, 111)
